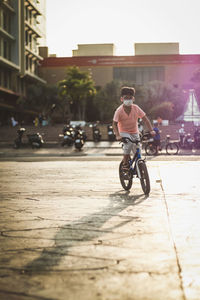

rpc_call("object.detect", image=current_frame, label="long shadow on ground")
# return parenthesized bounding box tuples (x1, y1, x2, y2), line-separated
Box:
(24, 190, 148, 273)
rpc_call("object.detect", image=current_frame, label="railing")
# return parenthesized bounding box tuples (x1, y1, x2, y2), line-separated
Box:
(2, 0, 14, 8)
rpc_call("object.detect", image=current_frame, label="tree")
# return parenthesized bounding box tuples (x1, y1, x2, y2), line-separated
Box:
(149, 102, 174, 120)
(93, 81, 121, 122)
(17, 83, 60, 120)
(57, 66, 96, 120)
(136, 81, 185, 121)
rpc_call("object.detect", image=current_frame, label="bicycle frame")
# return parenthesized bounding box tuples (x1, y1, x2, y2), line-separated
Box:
(124, 139, 145, 179)
(120, 133, 151, 194)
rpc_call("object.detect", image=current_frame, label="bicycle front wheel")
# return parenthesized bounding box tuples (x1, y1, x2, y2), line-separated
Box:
(145, 143, 157, 155)
(138, 161, 150, 195)
(119, 161, 133, 191)
(166, 142, 179, 155)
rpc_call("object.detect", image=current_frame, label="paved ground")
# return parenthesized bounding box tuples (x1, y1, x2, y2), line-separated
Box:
(0, 152, 200, 300)
(0, 140, 200, 159)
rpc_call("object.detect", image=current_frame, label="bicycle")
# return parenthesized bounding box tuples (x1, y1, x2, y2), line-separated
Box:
(145, 135, 179, 155)
(119, 134, 150, 195)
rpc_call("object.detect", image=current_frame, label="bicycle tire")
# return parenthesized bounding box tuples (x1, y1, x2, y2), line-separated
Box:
(119, 161, 133, 191)
(145, 143, 157, 156)
(166, 142, 179, 155)
(138, 161, 150, 195)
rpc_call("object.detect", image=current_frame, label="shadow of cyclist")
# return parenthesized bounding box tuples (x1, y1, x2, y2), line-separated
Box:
(24, 191, 148, 273)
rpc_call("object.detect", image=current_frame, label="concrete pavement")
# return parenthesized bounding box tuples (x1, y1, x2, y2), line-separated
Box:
(0, 155, 200, 299)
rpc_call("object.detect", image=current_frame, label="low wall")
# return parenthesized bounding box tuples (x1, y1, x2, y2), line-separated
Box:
(0, 123, 197, 143)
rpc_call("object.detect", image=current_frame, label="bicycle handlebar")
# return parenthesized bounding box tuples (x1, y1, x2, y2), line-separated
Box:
(120, 132, 152, 144)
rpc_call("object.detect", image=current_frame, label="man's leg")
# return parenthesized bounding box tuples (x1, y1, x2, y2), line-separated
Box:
(123, 154, 130, 166)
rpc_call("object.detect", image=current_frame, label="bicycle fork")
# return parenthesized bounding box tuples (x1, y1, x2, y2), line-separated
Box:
(136, 159, 145, 179)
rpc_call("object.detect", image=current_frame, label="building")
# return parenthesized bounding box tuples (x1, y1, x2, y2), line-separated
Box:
(0, 0, 46, 124)
(72, 43, 115, 57)
(39, 43, 200, 90)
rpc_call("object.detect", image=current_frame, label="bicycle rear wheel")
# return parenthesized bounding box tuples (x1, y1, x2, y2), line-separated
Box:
(138, 161, 150, 195)
(166, 142, 179, 155)
(145, 143, 157, 155)
(119, 161, 133, 191)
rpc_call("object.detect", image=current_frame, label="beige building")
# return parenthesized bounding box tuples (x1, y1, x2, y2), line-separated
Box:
(135, 42, 179, 55)
(0, 0, 46, 124)
(72, 43, 115, 57)
(40, 43, 200, 90)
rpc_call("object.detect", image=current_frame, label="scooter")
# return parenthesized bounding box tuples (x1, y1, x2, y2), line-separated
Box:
(107, 124, 116, 141)
(92, 123, 101, 142)
(183, 133, 193, 149)
(194, 129, 200, 149)
(179, 133, 193, 149)
(61, 124, 75, 147)
(14, 128, 44, 149)
(74, 126, 86, 150)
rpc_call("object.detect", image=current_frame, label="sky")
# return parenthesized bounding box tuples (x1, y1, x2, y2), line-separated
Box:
(46, 0, 200, 57)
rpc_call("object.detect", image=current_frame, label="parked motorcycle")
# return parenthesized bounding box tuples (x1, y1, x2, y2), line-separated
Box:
(61, 124, 75, 147)
(194, 128, 200, 149)
(179, 133, 193, 149)
(14, 128, 44, 149)
(107, 124, 116, 141)
(91, 123, 101, 142)
(74, 125, 87, 150)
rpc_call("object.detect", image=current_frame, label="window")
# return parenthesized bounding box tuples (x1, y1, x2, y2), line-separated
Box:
(3, 69, 11, 89)
(3, 40, 7, 58)
(26, 55, 29, 70)
(25, 7, 28, 21)
(2, 10, 11, 33)
(25, 31, 29, 46)
(113, 66, 165, 85)
(3, 39, 11, 60)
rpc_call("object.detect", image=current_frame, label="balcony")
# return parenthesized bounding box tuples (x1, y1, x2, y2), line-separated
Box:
(1, 0, 15, 12)
(25, 0, 41, 16)
(25, 20, 41, 38)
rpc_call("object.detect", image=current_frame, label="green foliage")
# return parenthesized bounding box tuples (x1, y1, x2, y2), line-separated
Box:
(57, 66, 96, 120)
(136, 81, 185, 120)
(22, 83, 58, 113)
(149, 101, 174, 120)
(93, 81, 121, 122)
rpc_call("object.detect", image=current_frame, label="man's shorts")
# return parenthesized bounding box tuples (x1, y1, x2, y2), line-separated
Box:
(120, 132, 140, 155)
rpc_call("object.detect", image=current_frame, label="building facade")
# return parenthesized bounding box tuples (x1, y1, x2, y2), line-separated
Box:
(40, 43, 200, 89)
(0, 0, 46, 124)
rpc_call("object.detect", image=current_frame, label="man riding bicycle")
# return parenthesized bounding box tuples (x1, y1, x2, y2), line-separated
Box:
(112, 86, 155, 170)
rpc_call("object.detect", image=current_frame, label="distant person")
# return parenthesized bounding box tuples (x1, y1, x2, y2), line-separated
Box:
(11, 117, 18, 127)
(157, 116, 162, 125)
(179, 124, 185, 146)
(34, 117, 39, 127)
(153, 122, 161, 152)
(38, 113, 43, 126)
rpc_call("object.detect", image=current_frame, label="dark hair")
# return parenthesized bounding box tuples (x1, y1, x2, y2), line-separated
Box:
(121, 86, 135, 97)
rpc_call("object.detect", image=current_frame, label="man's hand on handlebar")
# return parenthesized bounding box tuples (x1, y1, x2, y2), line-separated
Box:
(150, 130, 156, 136)
(116, 135, 122, 141)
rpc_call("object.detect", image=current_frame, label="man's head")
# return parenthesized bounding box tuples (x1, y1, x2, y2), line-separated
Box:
(120, 86, 135, 106)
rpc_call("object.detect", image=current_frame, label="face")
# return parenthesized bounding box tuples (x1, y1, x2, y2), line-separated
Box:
(121, 95, 134, 106)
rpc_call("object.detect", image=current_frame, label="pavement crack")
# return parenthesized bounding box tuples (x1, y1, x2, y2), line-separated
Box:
(26, 197, 40, 201)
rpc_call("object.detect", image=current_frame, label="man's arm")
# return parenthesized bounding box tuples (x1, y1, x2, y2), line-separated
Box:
(112, 121, 122, 141)
(142, 115, 155, 135)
